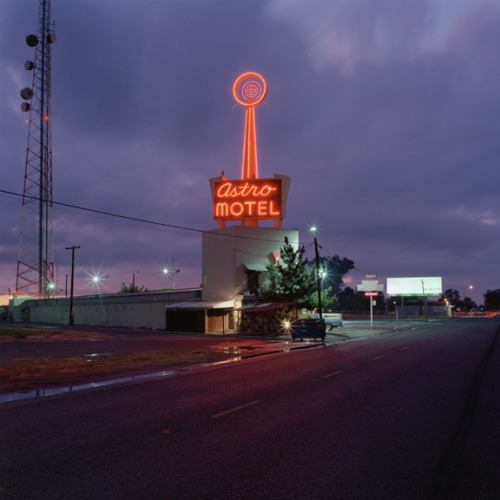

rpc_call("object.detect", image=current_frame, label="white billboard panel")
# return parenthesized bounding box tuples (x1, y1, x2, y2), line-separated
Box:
(387, 277, 442, 296)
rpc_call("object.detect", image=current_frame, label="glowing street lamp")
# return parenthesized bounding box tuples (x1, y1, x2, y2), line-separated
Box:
(83, 265, 108, 294)
(89, 273, 108, 293)
(160, 265, 180, 289)
(47, 281, 56, 297)
(320, 269, 327, 293)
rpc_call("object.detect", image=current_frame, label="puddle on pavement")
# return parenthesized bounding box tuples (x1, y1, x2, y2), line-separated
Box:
(0, 354, 247, 405)
(83, 353, 114, 361)
(0, 367, 190, 404)
(0, 341, 311, 405)
(220, 345, 258, 354)
(219, 342, 293, 354)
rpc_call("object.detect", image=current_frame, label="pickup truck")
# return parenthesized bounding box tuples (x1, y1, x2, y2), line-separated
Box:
(311, 312, 343, 330)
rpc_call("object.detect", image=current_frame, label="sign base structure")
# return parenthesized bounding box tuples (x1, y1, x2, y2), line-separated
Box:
(201, 225, 299, 302)
(209, 174, 291, 229)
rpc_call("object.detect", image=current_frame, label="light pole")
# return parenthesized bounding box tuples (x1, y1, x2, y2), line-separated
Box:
(463, 284, 473, 310)
(310, 227, 322, 319)
(65, 245, 80, 325)
(132, 271, 139, 292)
(162, 266, 180, 289)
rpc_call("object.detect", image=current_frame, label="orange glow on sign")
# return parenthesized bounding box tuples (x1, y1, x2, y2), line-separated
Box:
(232, 72, 268, 108)
(214, 179, 282, 220)
(233, 72, 268, 180)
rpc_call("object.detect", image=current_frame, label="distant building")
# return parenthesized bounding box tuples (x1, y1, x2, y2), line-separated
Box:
(395, 300, 449, 317)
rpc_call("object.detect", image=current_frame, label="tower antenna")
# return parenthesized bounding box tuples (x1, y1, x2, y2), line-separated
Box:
(16, 0, 56, 298)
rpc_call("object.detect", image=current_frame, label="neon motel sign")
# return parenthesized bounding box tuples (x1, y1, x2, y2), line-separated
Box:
(213, 178, 282, 220)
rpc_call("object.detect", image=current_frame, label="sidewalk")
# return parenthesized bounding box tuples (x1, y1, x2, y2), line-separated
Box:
(324, 317, 449, 342)
(248, 317, 450, 352)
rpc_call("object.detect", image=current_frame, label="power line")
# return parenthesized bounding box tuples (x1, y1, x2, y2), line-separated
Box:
(1, 188, 203, 233)
(0, 188, 307, 245)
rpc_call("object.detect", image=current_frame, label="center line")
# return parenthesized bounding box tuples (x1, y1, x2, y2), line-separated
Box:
(371, 355, 385, 361)
(322, 370, 343, 379)
(211, 400, 261, 418)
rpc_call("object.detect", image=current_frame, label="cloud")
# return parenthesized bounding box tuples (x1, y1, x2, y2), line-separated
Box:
(1, 0, 499, 304)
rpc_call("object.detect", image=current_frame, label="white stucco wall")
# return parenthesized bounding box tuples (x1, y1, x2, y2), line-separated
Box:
(202, 225, 299, 301)
(14, 289, 202, 329)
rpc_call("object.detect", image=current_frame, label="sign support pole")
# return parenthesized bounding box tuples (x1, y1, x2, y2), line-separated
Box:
(314, 237, 322, 319)
(370, 296, 373, 329)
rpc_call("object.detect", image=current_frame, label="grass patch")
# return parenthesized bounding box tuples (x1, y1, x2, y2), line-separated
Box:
(0, 327, 32, 338)
(0, 326, 108, 341)
(0, 350, 231, 394)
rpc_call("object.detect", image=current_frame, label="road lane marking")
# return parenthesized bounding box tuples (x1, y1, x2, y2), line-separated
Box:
(371, 355, 385, 361)
(400, 346, 409, 351)
(211, 400, 261, 418)
(322, 370, 343, 379)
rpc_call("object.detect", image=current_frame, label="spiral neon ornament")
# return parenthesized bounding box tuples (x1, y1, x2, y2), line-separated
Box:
(233, 72, 267, 107)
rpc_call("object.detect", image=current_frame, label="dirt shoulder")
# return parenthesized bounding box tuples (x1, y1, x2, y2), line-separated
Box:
(0, 326, 231, 394)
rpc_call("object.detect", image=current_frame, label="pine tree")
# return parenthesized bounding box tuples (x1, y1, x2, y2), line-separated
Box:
(261, 237, 316, 307)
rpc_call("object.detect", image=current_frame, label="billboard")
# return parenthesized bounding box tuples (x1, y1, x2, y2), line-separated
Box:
(387, 277, 442, 297)
(213, 178, 282, 221)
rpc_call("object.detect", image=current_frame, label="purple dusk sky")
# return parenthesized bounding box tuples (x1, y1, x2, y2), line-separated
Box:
(1, 0, 499, 305)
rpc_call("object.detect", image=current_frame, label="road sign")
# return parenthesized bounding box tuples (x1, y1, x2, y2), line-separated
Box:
(365, 291, 378, 297)
(357, 279, 384, 292)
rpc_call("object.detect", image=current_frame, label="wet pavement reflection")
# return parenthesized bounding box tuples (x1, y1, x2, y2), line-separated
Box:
(0, 339, 311, 404)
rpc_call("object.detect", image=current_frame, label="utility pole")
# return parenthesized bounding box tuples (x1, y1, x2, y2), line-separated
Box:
(313, 236, 323, 319)
(65, 245, 80, 325)
(422, 279, 428, 323)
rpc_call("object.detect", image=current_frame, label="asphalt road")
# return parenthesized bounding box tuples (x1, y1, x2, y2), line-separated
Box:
(1, 317, 499, 499)
(0, 317, 444, 363)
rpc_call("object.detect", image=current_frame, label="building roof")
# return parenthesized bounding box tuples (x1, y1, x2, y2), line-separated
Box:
(165, 300, 235, 310)
(234, 301, 295, 312)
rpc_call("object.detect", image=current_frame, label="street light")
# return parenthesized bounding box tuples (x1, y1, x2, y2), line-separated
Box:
(47, 281, 56, 295)
(309, 226, 322, 319)
(161, 265, 180, 289)
(463, 284, 474, 310)
(320, 269, 327, 294)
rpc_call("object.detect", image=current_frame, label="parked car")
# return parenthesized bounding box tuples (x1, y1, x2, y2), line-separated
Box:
(311, 312, 343, 330)
(291, 318, 326, 341)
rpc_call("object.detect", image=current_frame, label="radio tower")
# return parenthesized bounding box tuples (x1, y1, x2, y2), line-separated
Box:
(16, 0, 56, 298)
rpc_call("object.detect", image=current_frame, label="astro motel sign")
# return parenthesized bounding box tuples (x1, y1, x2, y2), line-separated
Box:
(214, 179, 281, 219)
(211, 72, 290, 228)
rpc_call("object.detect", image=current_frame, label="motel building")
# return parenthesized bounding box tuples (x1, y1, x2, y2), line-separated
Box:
(165, 72, 297, 334)
(7, 72, 301, 335)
